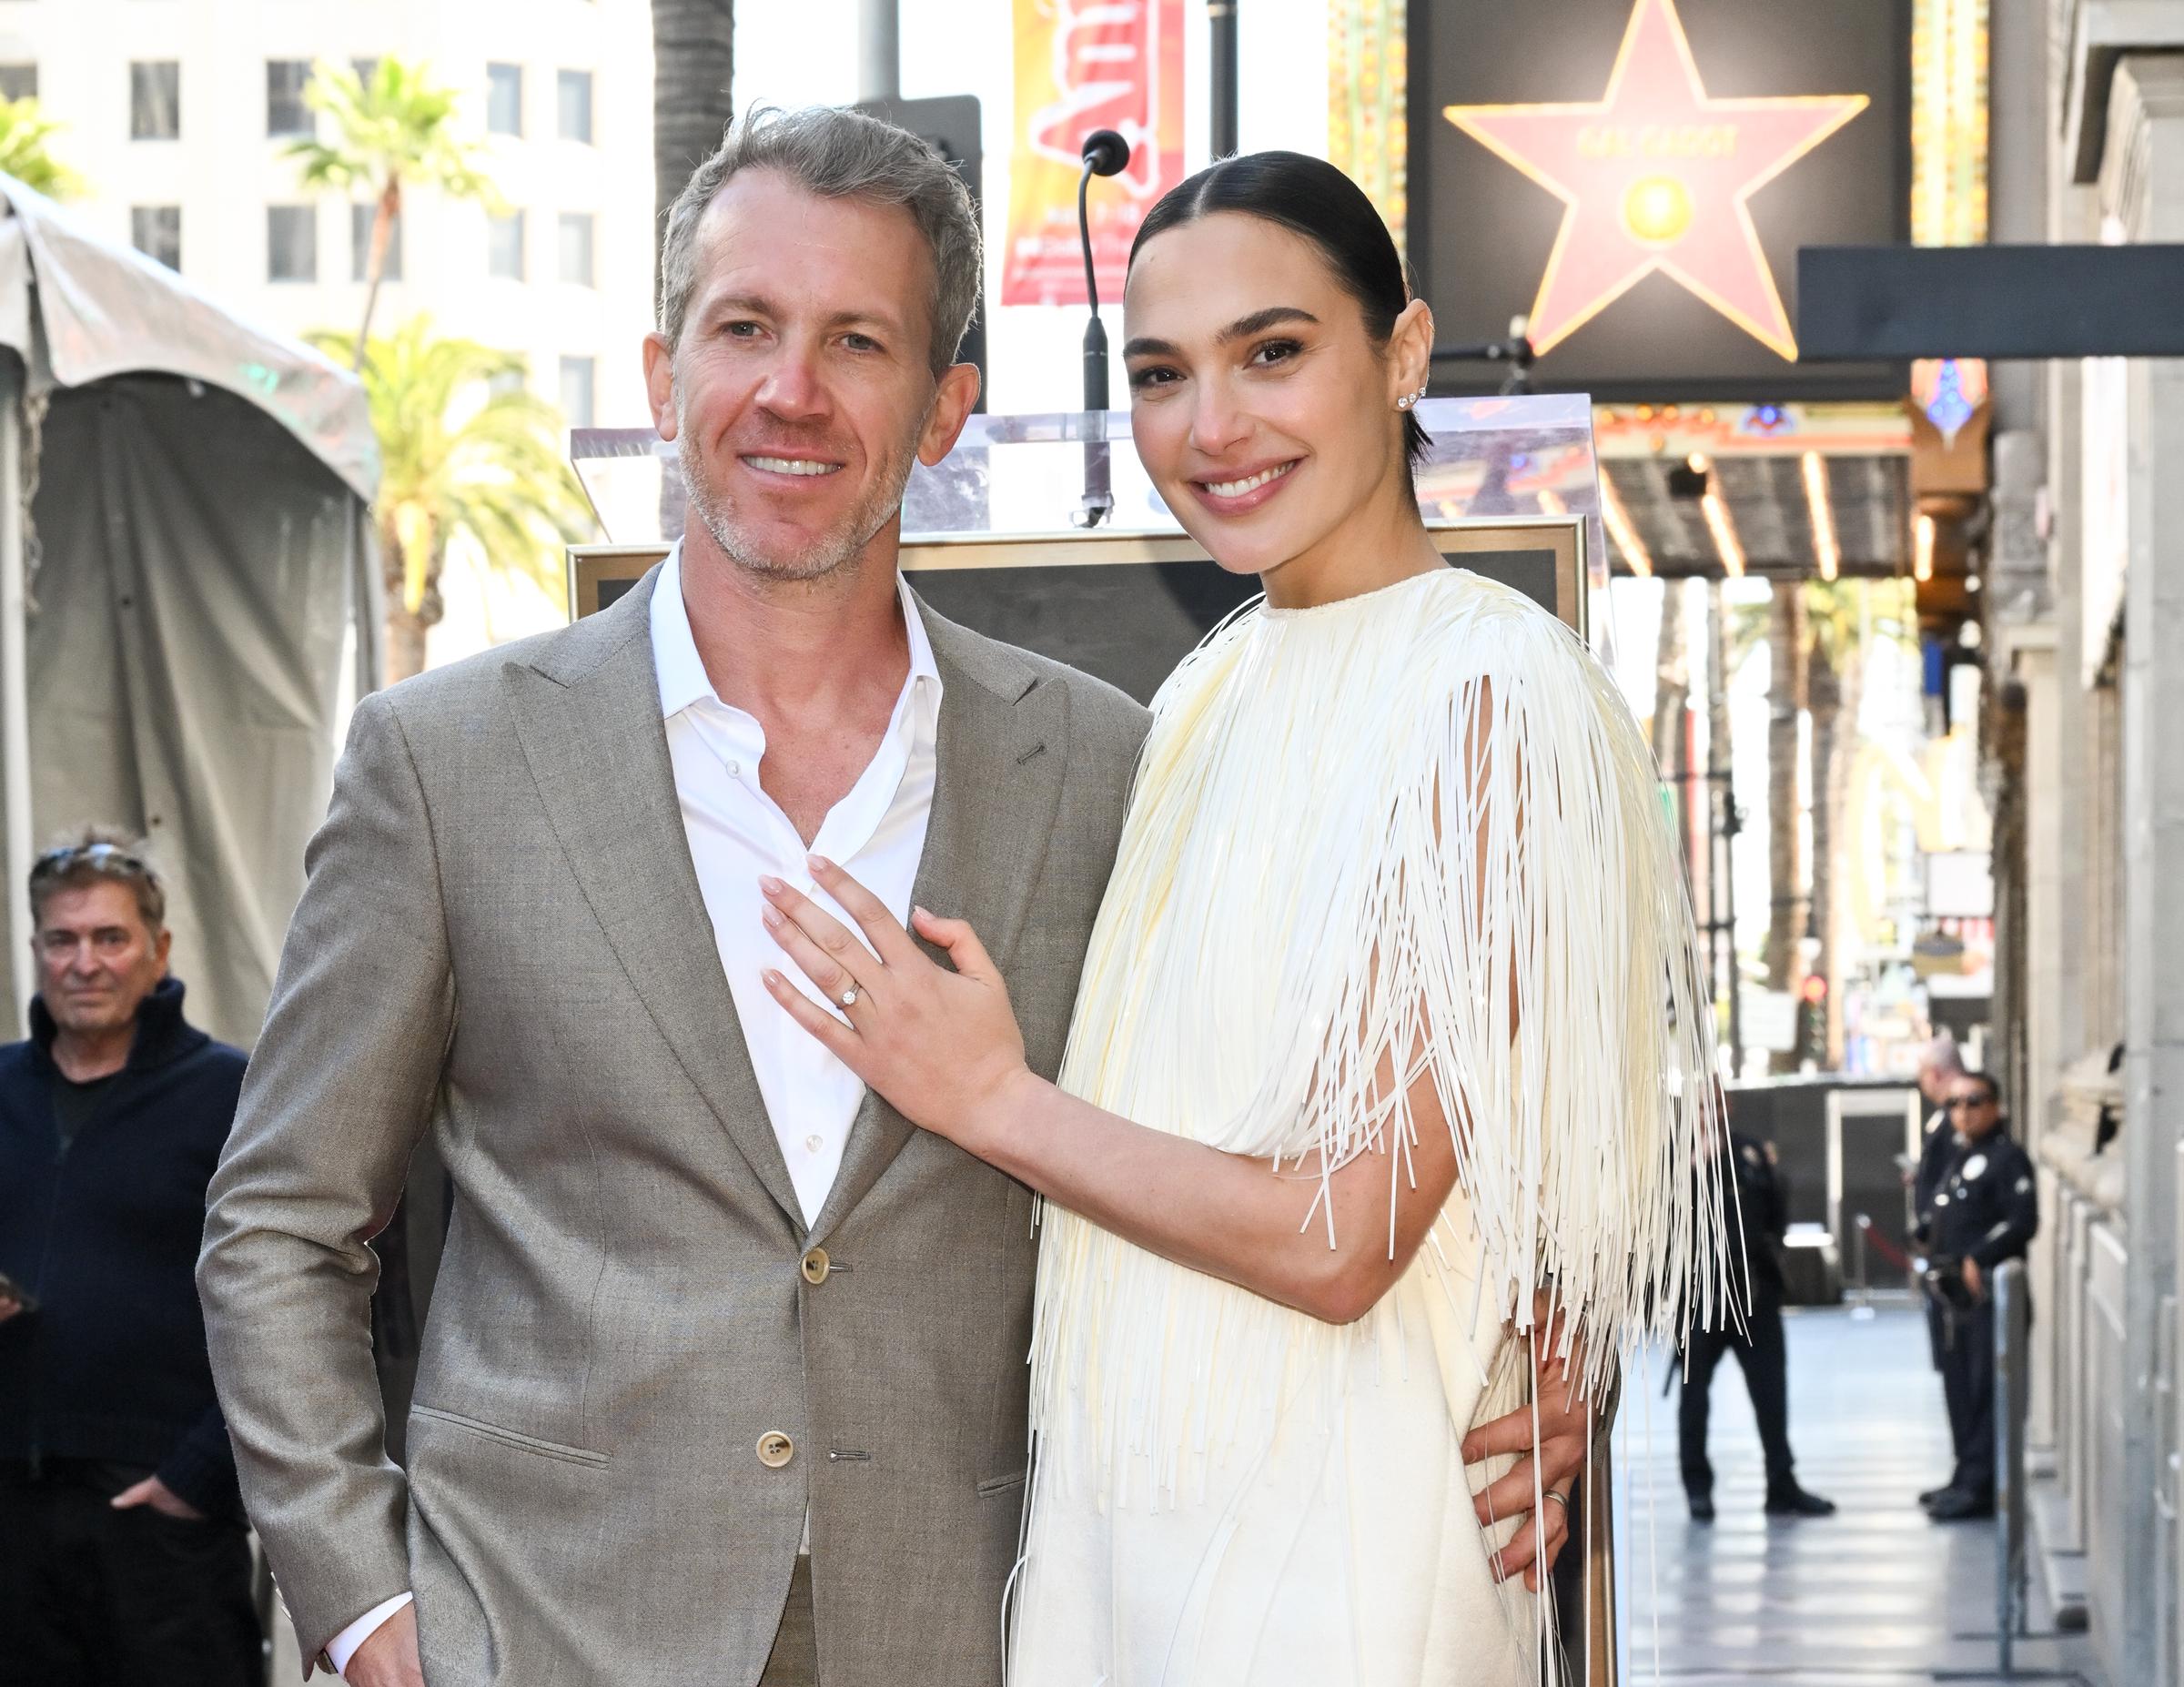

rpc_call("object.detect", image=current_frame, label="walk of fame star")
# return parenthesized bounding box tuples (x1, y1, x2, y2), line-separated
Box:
(1442, 0, 1868, 360)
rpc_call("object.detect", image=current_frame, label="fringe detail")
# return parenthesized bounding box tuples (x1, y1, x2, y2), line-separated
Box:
(1028, 569, 1735, 1495)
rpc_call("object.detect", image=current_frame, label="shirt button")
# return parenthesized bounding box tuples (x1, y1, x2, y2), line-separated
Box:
(805, 1134, 824, 1154)
(756, 1430, 794, 1469)
(801, 1247, 831, 1285)
(727, 760, 741, 777)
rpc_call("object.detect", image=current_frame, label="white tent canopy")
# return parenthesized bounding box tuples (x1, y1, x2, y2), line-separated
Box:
(0, 175, 381, 1046)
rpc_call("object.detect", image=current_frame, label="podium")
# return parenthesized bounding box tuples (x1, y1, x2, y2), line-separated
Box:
(567, 396, 1603, 687)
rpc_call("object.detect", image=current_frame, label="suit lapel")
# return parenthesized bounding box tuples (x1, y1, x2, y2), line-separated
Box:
(503, 568, 804, 1227)
(808, 598, 1070, 1246)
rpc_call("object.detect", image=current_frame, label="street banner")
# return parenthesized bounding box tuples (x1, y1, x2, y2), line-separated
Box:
(1001, 0, 1186, 308)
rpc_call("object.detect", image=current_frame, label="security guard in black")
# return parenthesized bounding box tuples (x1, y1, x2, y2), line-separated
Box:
(1922, 1072, 2037, 1520)
(1679, 1125, 1834, 1520)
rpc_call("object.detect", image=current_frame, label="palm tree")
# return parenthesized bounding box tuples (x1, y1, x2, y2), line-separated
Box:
(0, 97, 85, 199)
(1763, 585, 1809, 1072)
(1804, 581, 1858, 1068)
(288, 59, 494, 371)
(311, 318, 593, 683)
(652, 0, 735, 307)
(1804, 580, 1913, 1068)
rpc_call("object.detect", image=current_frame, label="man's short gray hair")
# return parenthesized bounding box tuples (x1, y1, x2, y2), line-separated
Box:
(659, 104, 982, 378)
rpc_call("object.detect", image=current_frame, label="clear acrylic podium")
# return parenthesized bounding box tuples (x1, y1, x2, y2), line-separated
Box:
(568, 396, 1604, 705)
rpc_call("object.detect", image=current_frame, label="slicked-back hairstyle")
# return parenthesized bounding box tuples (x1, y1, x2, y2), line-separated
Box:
(1128, 150, 1431, 473)
(28, 826, 166, 934)
(658, 104, 983, 379)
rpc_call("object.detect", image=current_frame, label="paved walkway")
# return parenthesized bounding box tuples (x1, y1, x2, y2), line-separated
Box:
(1614, 1304, 2098, 1686)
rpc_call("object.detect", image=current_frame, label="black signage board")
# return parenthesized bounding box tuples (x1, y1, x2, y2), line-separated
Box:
(1410, 0, 1910, 402)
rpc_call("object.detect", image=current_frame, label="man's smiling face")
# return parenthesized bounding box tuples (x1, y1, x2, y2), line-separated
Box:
(649, 168, 944, 583)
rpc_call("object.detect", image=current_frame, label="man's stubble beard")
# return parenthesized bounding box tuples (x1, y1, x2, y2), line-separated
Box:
(678, 389, 929, 586)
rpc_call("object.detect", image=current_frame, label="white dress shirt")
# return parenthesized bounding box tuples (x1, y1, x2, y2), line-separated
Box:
(326, 545, 943, 1676)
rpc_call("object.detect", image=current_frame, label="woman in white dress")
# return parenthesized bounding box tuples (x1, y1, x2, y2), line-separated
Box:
(758, 152, 1734, 1685)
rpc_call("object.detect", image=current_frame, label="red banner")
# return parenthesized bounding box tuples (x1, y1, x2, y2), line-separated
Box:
(1001, 0, 1187, 308)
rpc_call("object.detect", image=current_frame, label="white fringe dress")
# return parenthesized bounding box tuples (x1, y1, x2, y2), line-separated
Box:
(1007, 568, 1732, 1687)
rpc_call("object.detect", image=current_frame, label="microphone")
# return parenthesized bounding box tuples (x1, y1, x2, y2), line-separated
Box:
(1074, 129, 1132, 529)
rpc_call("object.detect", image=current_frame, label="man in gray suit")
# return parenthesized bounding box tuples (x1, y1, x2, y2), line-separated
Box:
(201, 106, 1146, 1686)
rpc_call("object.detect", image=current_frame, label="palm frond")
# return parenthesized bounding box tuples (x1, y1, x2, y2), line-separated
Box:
(334, 313, 597, 620)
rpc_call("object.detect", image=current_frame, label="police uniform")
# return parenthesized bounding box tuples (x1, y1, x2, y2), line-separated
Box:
(1926, 1126, 2038, 1508)
(1912, 1106, 1960, 1369)
(1680, 1133, 1813, 1512)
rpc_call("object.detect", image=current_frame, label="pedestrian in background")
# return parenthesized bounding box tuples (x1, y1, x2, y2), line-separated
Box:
(0, 833, 260, 1685)
(1909, 1034, 1967, 1370)
(1911, 1033, 1967, 1243)
(1680, 1109, 1836, 1522)
(1921, 1071, 2037, 1521)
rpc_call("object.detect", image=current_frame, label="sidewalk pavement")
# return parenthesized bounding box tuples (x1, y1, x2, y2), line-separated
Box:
(1613, 1303, 2101, 1686)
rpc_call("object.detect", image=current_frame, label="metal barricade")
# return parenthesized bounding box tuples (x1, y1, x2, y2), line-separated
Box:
(1995, 1258, 2032, 1673)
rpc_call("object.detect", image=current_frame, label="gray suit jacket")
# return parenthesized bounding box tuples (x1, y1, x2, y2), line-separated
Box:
(199, 567, 1148, 1685)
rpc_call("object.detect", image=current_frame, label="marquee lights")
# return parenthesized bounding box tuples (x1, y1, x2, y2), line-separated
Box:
(1441, 0, 1868, 359)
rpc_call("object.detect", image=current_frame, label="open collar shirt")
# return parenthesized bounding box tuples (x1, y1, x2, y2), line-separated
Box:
(652, 540, 944, 1228)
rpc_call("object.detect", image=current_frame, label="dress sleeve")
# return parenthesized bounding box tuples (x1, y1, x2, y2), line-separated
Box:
(1319, 599, 1739, 1399)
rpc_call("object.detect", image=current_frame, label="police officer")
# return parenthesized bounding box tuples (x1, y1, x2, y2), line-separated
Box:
(1920, 1071, 2037, 1521)
(1680, 1116, 1836, 1521)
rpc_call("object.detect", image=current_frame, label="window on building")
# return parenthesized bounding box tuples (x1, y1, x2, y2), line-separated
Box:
(559, 355, 596, 429)
(487, 366, 527, 400)
(267, 59, 312, 137)
(556, 69, 592, 144)
(487, 210, 525, 281)
(130, 61, 180, 140)
(557, 211, 593, 287)
(486, 63, 522, 136)
(131, 205, 181, 270)
(267, 205, 317, 282)
(351, 203, 402, 282)
(0, 65, 37, 103)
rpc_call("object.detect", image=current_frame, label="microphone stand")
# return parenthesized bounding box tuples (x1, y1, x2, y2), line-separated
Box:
(1072, 156, 1114, 529)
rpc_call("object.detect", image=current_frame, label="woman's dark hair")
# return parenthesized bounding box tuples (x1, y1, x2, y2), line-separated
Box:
(1128, 150, 1430, 473)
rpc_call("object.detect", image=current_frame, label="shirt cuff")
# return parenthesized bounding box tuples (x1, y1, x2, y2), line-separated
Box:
(328, 1592, 413, 1677)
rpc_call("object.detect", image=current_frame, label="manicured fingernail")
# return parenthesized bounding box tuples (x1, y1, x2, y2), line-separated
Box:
(762, 969, 783, 987)
(807, 854, 832, 874)
(759, 874, 784, 895)
(762, 906, 783, 928)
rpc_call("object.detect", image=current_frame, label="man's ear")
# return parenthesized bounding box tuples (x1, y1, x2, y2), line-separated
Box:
(918, 361, 983, 467)
(642, 332, 679, 440)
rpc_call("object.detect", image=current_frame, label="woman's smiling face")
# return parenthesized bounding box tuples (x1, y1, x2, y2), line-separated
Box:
(1122, 211, 1419, 582)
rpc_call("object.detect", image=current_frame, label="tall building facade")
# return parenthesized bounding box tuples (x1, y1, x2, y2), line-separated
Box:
(1987, 3, 2184, 1683)
(0, 0, 659, 435)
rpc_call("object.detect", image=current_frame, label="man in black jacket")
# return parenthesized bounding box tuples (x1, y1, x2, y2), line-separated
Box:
(1921, 1071, 2038, 1521)
(1680, 1112, 1835, 1521)
(0, 833, 259, 1684)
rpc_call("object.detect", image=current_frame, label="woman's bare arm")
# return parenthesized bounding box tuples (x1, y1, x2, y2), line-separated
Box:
(761, 861, 1453, 1325)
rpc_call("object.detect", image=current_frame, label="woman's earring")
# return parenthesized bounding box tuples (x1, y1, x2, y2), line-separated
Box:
(1396, 394, 1414, 411)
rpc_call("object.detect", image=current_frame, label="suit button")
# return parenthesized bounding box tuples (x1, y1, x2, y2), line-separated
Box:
(757, 1431, 794, 1469)
(801, 1247, 831, 1285)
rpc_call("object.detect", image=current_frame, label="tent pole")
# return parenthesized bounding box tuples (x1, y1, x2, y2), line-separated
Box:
(0, 357, 31, 1034)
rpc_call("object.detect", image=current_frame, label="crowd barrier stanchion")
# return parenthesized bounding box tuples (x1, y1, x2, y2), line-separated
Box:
(1995, 1258, 2031, 1675)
